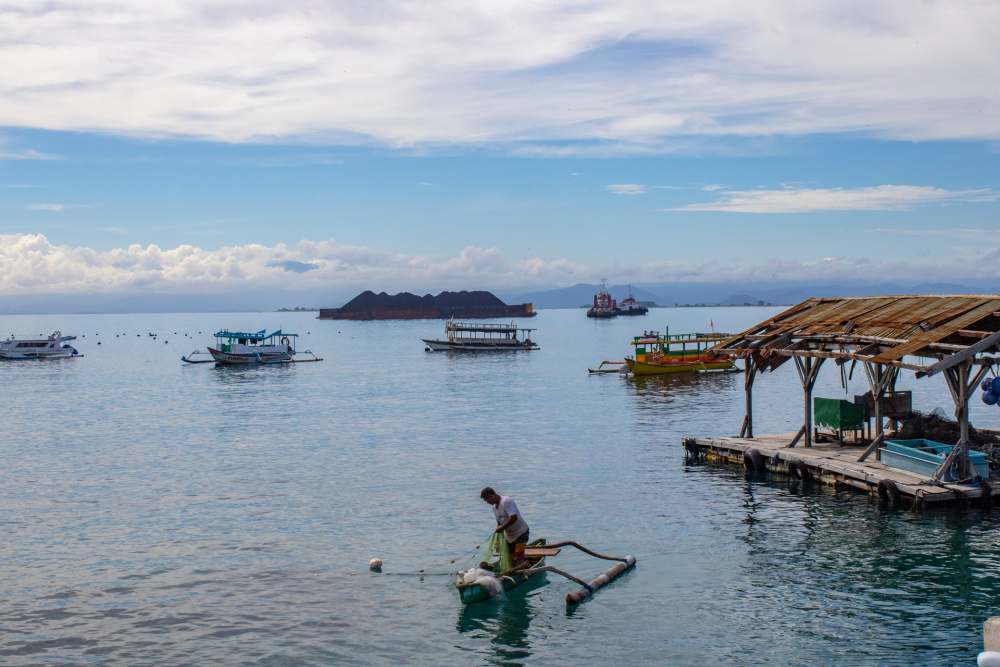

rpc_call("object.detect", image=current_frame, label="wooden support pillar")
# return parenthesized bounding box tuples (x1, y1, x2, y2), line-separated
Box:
(741, 357, 756, 438)
(792, 355, 824, 448)
(862, 362, 889, 461)
(934, 362, 985, 481)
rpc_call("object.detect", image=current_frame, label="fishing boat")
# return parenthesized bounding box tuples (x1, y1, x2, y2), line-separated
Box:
(182, 329, 322, 365)
(422, 321, 538, 351)
(588, 360, 627, 374)
(0, 331, 81, 360)
(625, 330, 734, 376)
(586, 281, 618, 318)
(456, 539, 552, 604)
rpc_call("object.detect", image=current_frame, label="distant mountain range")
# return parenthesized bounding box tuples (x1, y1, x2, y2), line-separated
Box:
(503, 281, 1000, 309)
(3, 280, 1000, 314)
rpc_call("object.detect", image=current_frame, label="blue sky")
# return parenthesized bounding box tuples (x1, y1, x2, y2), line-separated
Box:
(1, 1, 998, 301)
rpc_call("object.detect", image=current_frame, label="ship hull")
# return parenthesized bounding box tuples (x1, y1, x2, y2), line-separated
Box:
(625, 357, 733, 376)
(422, 339, 538, 351)
(207, 347, 293, 364)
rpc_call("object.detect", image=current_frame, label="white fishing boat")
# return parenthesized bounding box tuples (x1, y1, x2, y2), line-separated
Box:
(182, 329, 322, 365)
(422, 321, 539, 351)
(0, 331, 81, 360)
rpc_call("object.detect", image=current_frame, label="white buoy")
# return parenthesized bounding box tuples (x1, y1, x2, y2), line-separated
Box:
(369, 558, 383, 572)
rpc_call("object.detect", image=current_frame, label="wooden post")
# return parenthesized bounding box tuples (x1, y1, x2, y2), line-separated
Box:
(985, 617, 1000, 652)
(742, 357, 756, 438)
(793, 355, 824, 448)
(862, 362, 887, 461)
(934, 362, 975, 481)
(957, 362, 971, 479)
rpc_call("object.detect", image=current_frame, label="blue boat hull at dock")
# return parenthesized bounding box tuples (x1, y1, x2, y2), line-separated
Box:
(879, 439, 989, 481)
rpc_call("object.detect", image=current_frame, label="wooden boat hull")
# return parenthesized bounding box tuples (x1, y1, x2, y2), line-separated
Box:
(423, 339, 538, 351)
(207, 347, 293, 365)
(457, 539, 548, 604)
(625, 357, 734, 376)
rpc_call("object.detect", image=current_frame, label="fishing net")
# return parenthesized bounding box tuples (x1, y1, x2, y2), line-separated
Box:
(474, 531, 512, 573)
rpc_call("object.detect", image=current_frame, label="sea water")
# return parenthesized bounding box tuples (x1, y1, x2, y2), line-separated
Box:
(2, 307, 1000, 665)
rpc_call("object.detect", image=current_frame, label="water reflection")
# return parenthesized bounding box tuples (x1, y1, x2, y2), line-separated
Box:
(456, 576, 546, 665)
(626, 370, 740, 407)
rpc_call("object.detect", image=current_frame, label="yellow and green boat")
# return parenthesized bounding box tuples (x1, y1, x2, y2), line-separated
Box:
(625, 330, 734, 376)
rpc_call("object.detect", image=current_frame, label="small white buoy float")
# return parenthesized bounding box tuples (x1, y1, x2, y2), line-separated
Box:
(369, 558, 383, 572)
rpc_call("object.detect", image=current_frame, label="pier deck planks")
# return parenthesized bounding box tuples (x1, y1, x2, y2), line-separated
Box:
(683, 434, 997, 505)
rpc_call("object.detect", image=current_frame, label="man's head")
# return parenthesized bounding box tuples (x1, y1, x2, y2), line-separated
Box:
(480, 487, 500, 506)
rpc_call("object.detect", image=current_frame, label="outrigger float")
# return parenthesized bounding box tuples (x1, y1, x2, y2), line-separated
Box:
(182, 329, 322, 365)
(625, 331, 735, 376)
(455, 539, 636, 608)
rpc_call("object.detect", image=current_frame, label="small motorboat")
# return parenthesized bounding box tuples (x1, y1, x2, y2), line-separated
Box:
(0, 331, 81, 360)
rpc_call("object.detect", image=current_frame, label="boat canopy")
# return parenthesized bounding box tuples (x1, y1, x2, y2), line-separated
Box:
(631, 332, 727, 346)
(213, 329, 298, 341)
(446, 321, 535, 334)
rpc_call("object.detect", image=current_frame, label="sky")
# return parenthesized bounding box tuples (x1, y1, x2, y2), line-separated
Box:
(1, 1, 999, 306)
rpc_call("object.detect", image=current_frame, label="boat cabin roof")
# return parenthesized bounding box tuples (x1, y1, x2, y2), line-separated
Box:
(213, 329, 298, 341)
(631, 332, 729, 346)
(446, 321, 535, 333)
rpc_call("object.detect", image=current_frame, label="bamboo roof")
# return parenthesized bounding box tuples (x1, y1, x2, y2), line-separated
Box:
(712, 295, 1000, 376)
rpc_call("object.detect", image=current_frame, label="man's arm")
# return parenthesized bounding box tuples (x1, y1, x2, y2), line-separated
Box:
(495, 514, 517, 533)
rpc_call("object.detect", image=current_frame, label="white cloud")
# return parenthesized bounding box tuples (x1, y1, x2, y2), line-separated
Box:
(2, 233, 998, 298)
(668, 185, 998, 213)
(24, 203, 89, 212)
(0, 234, 587, 295)
(0, 148, 63, 161)
(606, 184, 646, 196)
(0, 2, 998, 148)
(701, 184, 726, 191)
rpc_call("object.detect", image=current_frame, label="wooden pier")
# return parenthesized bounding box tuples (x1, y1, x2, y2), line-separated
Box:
(683, 433, 998, 508)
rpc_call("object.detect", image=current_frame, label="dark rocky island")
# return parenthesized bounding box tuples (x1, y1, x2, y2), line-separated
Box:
(318, 290, 535, 320)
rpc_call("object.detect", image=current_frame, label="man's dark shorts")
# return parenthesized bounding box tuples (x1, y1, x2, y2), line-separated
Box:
(508, 530, 529, 561)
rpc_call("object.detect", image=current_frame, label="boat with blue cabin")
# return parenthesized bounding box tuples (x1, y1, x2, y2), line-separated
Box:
(182, 329, 322, 365)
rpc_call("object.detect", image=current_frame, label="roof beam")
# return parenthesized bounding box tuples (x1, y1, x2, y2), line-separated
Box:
(917, 328, 1000, 378)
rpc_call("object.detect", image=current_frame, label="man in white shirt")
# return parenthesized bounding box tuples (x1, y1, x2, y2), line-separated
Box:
(480, 487, 530, 565)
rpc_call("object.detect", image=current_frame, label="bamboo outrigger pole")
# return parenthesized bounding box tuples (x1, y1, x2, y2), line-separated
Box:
(565, 554, 637, 605)
(502, 541, 637, 607)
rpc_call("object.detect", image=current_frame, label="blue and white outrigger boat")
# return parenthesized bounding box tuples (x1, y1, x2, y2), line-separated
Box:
(182, 329, 322, 365)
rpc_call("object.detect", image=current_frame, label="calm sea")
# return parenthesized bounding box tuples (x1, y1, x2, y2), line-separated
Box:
(3, 307, 1000, 665)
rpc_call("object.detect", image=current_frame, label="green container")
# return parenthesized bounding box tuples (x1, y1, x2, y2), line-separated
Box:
(814, 397, 865, 430)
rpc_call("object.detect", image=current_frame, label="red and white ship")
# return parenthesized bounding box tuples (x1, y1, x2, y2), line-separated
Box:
(586, 281, 618, 318)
